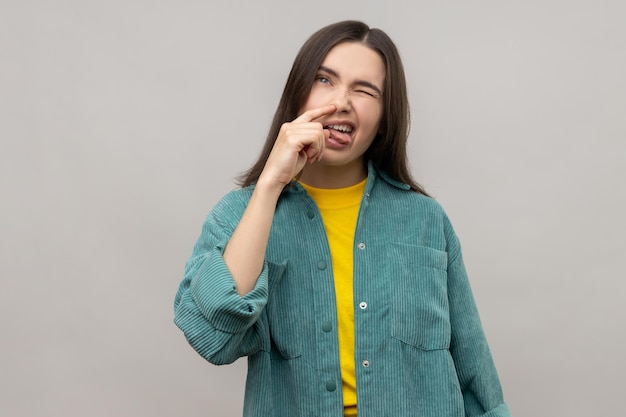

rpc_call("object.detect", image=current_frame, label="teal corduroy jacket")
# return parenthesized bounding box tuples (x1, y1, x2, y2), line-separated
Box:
(174, 162, 512, 417)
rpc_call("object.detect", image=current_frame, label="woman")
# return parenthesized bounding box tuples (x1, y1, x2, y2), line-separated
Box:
(174, 20, 512, 417)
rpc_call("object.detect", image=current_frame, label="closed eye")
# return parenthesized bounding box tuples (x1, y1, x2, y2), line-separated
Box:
(355, 89, 377, 98)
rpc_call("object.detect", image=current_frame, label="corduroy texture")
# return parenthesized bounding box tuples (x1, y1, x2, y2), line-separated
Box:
(174, 161, 513, 417)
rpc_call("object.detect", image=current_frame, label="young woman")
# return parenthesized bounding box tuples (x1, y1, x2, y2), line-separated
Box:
(174, 20, 512, 417)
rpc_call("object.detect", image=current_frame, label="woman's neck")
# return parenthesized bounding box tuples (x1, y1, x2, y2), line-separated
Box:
(298, 159, 367, 189)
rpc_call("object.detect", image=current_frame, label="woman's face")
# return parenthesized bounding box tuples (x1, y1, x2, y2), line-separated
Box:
(300, 41, 385, 171)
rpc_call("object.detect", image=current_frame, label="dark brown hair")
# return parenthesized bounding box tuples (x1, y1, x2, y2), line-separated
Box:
(237, 20, 428, 195)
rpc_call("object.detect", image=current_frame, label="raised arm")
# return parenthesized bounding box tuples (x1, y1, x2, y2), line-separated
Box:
(224, 104, 335, 295)
(174, 105, 336, 364)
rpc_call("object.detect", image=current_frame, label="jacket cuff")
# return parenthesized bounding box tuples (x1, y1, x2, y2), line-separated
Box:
(189, 247, 268, 334)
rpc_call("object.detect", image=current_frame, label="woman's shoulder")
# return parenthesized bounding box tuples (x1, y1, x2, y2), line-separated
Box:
(206, 186, 254, 221)
(377, 180, 446, 214)
(218, 185, 254, 202)
(372, 168, 443, 212)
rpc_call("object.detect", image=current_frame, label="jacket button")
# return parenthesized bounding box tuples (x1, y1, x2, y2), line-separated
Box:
(359, 301, 367, 310)
(325, 381, 337, 392)
(317, 261, 327, 270)
(322, 322, 332, 332)
(357, 242, 365, 250)
(307, 209, 315, 219)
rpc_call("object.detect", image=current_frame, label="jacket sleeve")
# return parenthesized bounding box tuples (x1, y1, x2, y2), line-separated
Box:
(444, 216, 513, 417)
(173, 195, 268, 365)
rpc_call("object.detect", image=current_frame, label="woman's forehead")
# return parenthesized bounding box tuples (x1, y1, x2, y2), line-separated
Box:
(320, 42, 386, 85)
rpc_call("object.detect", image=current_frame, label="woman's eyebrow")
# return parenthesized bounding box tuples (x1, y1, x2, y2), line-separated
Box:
(318, 65, 383, 96)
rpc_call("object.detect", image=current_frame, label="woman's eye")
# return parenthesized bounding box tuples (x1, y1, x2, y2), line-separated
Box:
(356, 89, 376, 97)
(315, 76, 330, 84)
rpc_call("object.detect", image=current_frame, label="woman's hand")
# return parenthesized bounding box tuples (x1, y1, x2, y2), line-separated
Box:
(259, 104, 336, 188)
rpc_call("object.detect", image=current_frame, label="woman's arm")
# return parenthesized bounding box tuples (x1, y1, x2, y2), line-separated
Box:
(174, 104, 336, 363)
(444, 217, 513, 417)
(173, 197, 270, 364)
(223, 104, 335, 295)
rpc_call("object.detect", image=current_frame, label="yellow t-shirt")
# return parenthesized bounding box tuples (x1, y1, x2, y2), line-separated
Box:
(300, 179, 366, 417)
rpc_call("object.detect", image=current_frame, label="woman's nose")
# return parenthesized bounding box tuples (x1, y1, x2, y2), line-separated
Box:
(332, 89, 352, 113)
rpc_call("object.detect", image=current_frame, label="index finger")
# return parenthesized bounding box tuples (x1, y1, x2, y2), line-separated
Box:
(293, 104, 336, 123)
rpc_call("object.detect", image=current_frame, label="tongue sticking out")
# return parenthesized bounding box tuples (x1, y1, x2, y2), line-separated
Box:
(327, 128, 351, 145)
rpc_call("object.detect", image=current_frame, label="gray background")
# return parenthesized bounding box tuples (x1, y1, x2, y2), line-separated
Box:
(1, 1, 624, 416)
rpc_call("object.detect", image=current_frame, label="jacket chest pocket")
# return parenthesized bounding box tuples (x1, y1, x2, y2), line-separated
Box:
(389, 243, 451, 350)
(266, 261, 303, 359)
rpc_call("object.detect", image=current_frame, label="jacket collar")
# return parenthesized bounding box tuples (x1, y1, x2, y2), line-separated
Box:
(367, 161, 411, 191)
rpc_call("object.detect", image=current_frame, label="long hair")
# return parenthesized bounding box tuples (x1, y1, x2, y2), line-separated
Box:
(237, 20, 428, 196)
